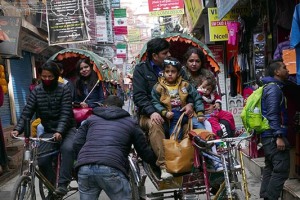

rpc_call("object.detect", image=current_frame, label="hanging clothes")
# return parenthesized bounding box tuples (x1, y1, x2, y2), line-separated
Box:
(290, 4, 300, 85)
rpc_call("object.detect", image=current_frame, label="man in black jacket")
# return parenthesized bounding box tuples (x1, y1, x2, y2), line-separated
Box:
(11, 61, 76, 197)
(74, 95, 156, 200)
(133, 38, 194, 179)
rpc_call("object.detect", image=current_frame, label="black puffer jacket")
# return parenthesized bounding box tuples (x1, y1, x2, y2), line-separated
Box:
(14, 83, 75, 137)
(73, 106, 157, 178)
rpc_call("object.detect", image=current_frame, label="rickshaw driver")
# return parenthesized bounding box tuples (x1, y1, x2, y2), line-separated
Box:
(133, 38, 194, 180)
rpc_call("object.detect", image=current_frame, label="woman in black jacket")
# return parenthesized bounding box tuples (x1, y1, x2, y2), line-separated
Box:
(11, 61, 76, 197)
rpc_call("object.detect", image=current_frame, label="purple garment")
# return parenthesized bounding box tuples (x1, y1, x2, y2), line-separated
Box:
(273, 40, 290, 60)
(290, 4, 300, 85)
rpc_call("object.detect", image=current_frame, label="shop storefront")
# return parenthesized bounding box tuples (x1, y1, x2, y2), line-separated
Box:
(184, 0, 300, 177)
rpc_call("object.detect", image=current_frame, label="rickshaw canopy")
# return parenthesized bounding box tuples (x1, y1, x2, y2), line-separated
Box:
(48, 48, 115, 81)
(137, 33, 220, 73)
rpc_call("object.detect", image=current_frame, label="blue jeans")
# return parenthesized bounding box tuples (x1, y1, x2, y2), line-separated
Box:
(78, 165, 131, 200)
(192, 117, 206, 129)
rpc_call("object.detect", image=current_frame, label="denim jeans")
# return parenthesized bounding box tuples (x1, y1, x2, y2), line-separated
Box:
(78, 165, 131, 200)
(169, 109, 188, 139)
(38, 128, 76, 186)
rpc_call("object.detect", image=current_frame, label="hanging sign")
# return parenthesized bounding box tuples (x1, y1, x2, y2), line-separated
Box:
(216, 0, 239, 20)
(116, 43, 127, 58)
(113, 9, 128, 35)
(207, 7, 248, 42)
(148, 0, 184, 17)
(184, 0, 204, 32)
(46, 0, 89, 45)
(0, 16, 21, 58)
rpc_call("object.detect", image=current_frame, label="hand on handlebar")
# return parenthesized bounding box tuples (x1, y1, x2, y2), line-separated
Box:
(53, 132, 62, 142)
(10, 130, 19, 138)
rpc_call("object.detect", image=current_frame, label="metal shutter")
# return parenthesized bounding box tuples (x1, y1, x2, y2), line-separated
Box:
(10, 51, 33, 120)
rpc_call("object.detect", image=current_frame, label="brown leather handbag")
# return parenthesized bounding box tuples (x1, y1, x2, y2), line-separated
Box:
(163, 113, 194, 174)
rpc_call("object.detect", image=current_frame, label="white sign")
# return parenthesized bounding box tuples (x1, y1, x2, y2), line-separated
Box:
(96, 16, 108, 42)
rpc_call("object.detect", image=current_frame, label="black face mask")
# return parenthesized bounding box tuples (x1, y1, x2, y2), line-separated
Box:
(42, 79, 58, 89)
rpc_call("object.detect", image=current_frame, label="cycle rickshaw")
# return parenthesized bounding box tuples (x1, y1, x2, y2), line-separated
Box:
(11, 49, 123, 200)
(128, 33, 252, 200)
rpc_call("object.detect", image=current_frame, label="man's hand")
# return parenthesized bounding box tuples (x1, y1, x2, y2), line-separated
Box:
(10, 130, 19, 138)
(276, 137, 286, 151)
(180, 103, 194, 118)
(150, 112, 164, 125)
(166, 112, 174, 120)
(53, 132, 62, 142)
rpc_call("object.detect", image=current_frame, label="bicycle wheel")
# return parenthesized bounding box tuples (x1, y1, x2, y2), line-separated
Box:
(39, 179, 54, 200)
(129, 169, 140, 200)
(11, 175, 36, 200)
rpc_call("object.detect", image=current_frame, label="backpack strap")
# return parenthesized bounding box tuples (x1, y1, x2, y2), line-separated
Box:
(263, 82, 284, 106)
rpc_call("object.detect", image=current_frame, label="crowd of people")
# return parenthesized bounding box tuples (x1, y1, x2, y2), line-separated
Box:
(6, 37, 290, 200)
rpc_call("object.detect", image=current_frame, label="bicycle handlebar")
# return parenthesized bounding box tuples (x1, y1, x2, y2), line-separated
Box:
(206, 133, 253, 144)
(13, 135, 56, 142)
(192, 131, 254, 150)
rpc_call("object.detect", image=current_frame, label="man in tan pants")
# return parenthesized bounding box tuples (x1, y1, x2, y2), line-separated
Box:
(133, 38, 194, 179)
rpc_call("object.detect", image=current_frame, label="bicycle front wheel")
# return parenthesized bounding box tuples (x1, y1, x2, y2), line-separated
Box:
(11, 175, 36, 200)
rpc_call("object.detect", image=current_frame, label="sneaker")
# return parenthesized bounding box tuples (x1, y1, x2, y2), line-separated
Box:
(55, 184, 68, 196)
(160, 169, 173, 180)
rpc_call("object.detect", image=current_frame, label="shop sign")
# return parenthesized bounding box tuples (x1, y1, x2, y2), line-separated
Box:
(148, 0, 184, 17)
(96, 15, 108, 42)
(46, 0, 89, 45)
(20, 33, 48, 54)
(184, 0, 204, 32)
(111, 0, 120, 8)
(93, 44, 115, 59)
(95, 0, 113, 43)
(116, 43, 127, 59)
(85, 0, 97, 44)
(113, 9, 128, 35)
(208, 45, 224, 63)
(207, 7, 248, 42)
(216, 0, 239, 20)
(0, 16, 21, 58)
(128, 29, 140, 43)
(113, 57, 123, 65)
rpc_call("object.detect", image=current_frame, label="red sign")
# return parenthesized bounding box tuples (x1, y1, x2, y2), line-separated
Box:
(148, 0, 184, 12)
(208, 45, 224, 64)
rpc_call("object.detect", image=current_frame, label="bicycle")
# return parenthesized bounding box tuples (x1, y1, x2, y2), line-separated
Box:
(192, 132, 253, 200)
(10, 120, 78, 200)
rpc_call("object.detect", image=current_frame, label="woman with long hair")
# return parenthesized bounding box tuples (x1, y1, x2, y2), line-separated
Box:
(74, 58, 104, 108)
